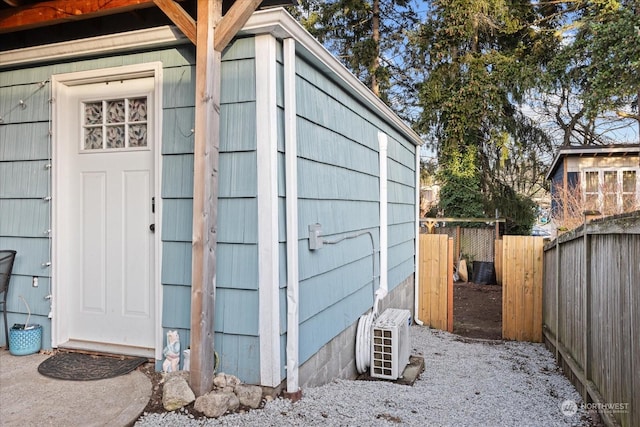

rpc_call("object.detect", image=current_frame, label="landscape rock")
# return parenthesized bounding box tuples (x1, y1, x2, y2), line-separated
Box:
(194, 391, 232, 418)
(213, 373, 227, 389)
(225, 374, 241, 388)
(225, 392, 240, 411)
(162, 375, 195, 411)
(234, 384, 263, 409)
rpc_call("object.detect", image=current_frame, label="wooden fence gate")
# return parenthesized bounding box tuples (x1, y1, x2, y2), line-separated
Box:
(418, 234, 544, 342)
(501, 236, 544, 342)
(418, 234, 453, 332)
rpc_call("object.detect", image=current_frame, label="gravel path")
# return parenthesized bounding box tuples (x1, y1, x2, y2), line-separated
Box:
(136, 326, 593, 426)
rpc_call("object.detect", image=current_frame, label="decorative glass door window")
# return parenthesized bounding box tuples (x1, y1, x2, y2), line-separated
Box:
(82, 97, 148, 150)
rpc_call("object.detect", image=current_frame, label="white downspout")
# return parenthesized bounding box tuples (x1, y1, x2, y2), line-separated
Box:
(414, 144, 424, 325)
(284, 37, 300, 396)
(375, 132, 388, 314)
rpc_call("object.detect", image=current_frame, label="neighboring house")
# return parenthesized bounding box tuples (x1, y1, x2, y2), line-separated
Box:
(546, 144, 640, 221)
(0, 3, 422, 392)
(419, 184, 440, 217)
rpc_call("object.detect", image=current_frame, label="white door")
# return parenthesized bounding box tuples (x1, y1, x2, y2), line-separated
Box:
(55, 76, 156, 356)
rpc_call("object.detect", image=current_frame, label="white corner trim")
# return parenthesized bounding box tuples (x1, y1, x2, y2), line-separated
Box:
(0, 26, 187, 69)
(283, 37, 300, 394)
(255, 34, 281, 388)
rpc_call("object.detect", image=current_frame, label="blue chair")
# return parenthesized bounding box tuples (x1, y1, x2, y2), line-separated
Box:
(0, 250, 17, 350)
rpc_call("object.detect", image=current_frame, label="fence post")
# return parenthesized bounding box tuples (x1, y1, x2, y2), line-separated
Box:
(555, 237, 560, 362)
(582, 217, 591, 404)
(447, 237, 454, 332)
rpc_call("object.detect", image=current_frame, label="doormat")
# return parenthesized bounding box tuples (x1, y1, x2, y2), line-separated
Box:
(37, 352, 148, 381)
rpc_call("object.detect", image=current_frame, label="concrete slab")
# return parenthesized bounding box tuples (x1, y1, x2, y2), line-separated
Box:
(0, 349, 151, 427)
(356, 355, 425, 386)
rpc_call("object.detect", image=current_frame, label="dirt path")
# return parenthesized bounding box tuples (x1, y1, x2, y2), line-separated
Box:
(453, 281, 502, 340)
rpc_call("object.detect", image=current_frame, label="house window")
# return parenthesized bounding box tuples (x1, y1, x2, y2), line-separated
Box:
(582, 169, 638, 214)
(584, 171, 599, 211)
(82, 97, 148, 151)
(623, 170, 637, 211)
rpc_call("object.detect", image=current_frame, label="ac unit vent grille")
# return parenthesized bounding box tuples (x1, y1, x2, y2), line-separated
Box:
(370, 308, 410, 380)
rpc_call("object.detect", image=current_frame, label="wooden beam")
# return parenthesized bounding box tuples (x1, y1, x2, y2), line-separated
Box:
(0, 0, 158, 33)
(213, 0, 261, 52)
(189, 0, 221, 397)
(153, 0, 196, 44)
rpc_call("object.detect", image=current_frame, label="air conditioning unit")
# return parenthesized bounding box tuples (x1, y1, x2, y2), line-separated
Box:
(370, 308, 411, 380)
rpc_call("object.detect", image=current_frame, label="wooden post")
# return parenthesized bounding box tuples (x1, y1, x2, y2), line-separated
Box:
(190, 0, 222, 397)
(582, 215, 591, 403)
(447, 237, 454, 332)
(555, 237, 560, 361)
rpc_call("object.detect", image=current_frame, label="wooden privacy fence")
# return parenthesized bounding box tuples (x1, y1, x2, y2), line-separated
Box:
(543, 213, 640, 427)
(501, 236, 544, 342)
(418, 234, 453, 332)
(419, 234, 544, 343)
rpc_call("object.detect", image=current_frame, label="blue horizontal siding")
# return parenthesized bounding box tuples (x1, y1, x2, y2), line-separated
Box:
(162, 284, 191, 329)
(388, 222, 414, 247)
(0, 160, 49, 198)
(298, 231, 378, 281)
(297, 118, 378, 176)
(388, 158, 416, 187)
(389, 240, 415, 270)
(161, 199, 193, 242)
(215, 288, 259, 335)
(222, 37, 255, 61)
(216, 333, 260, 385)
(298, 284, 371, 363)
(0, 237, 50, 277)
(295, 78, 378, 150)
(388, 258, 414, 292)
(0, 199, 49, 237)
(217, 244, 259, 290)
(218, 198, 258, 244)
(299, 255, 376, 323)
(0, 83, 50, 124)
(161, 241, 191, 286)
(388, 181, 415, 204)
(220, 59, 256, 104)
(161, 107, 195, 155)
(387, 136, 415, 169)
(219, 152, 258, 198)
(0, 122, 50, 161)
(162, 66, 195, 109)
(297, 159, 378, 202)
(221, 102, 257, 152)
(389, 203, 414, 224)
(161, 154, 194, 198)
(4, 275, 51, 316)
(297, 199, 379, 238)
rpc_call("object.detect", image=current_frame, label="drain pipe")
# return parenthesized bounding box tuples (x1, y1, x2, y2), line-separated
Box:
(283, 37, 301, 399)
(414, 143, 424, 325)
(376, 131, 389, 313)
(355, 132, 389, 374)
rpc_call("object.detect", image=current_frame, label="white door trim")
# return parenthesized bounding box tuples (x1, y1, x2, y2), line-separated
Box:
(51, 62, 163, 359)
